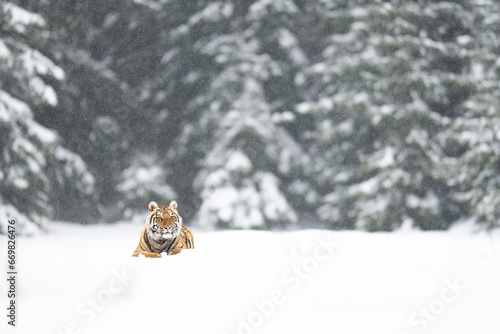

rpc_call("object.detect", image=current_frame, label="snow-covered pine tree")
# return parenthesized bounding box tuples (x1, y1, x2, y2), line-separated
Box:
(28, 0, 144, 222)
(442, 0, 500, 230)
(178, 0, 307, 229)
(0, 2, 94, 233)
(299, 0, 476, 230)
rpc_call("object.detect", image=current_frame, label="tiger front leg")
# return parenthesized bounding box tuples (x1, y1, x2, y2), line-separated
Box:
(142, 252, 161, 258)
(132, 251, 161, 258)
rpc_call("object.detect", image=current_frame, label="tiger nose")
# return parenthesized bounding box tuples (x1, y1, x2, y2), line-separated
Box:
(164, 226, 172, 231)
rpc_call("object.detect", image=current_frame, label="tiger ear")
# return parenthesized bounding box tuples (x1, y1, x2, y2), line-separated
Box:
(148, 201, 159, 213)
(169, 200, 178, 211)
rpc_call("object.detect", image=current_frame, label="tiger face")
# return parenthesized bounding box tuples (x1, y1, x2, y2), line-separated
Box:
(146, 201, 182, 241)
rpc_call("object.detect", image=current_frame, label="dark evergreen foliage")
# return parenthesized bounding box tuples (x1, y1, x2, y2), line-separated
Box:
(2, 0, 500, 232)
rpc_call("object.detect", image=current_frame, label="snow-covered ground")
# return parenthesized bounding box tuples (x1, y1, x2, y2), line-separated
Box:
(1, 221, 499, 334)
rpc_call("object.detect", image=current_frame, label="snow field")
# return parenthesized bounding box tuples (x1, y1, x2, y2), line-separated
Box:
(1, 222, 499, 334)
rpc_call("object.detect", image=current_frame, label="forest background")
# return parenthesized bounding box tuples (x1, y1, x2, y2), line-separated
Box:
(2, 0, 500, 234)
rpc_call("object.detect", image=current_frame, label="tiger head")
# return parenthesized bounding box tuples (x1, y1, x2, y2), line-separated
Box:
(146, 201, 183, 241)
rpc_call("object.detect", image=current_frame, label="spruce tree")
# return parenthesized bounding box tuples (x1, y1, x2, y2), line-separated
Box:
(300, 0, 477, 230)
(182, 0, 307, 229)
(0, 2, 94, 232)
(28, 0, 145, 221)
(444, 0, 500, 230)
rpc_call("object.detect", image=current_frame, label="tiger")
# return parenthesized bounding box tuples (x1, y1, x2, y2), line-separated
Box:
(132, 200, 194, 258)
